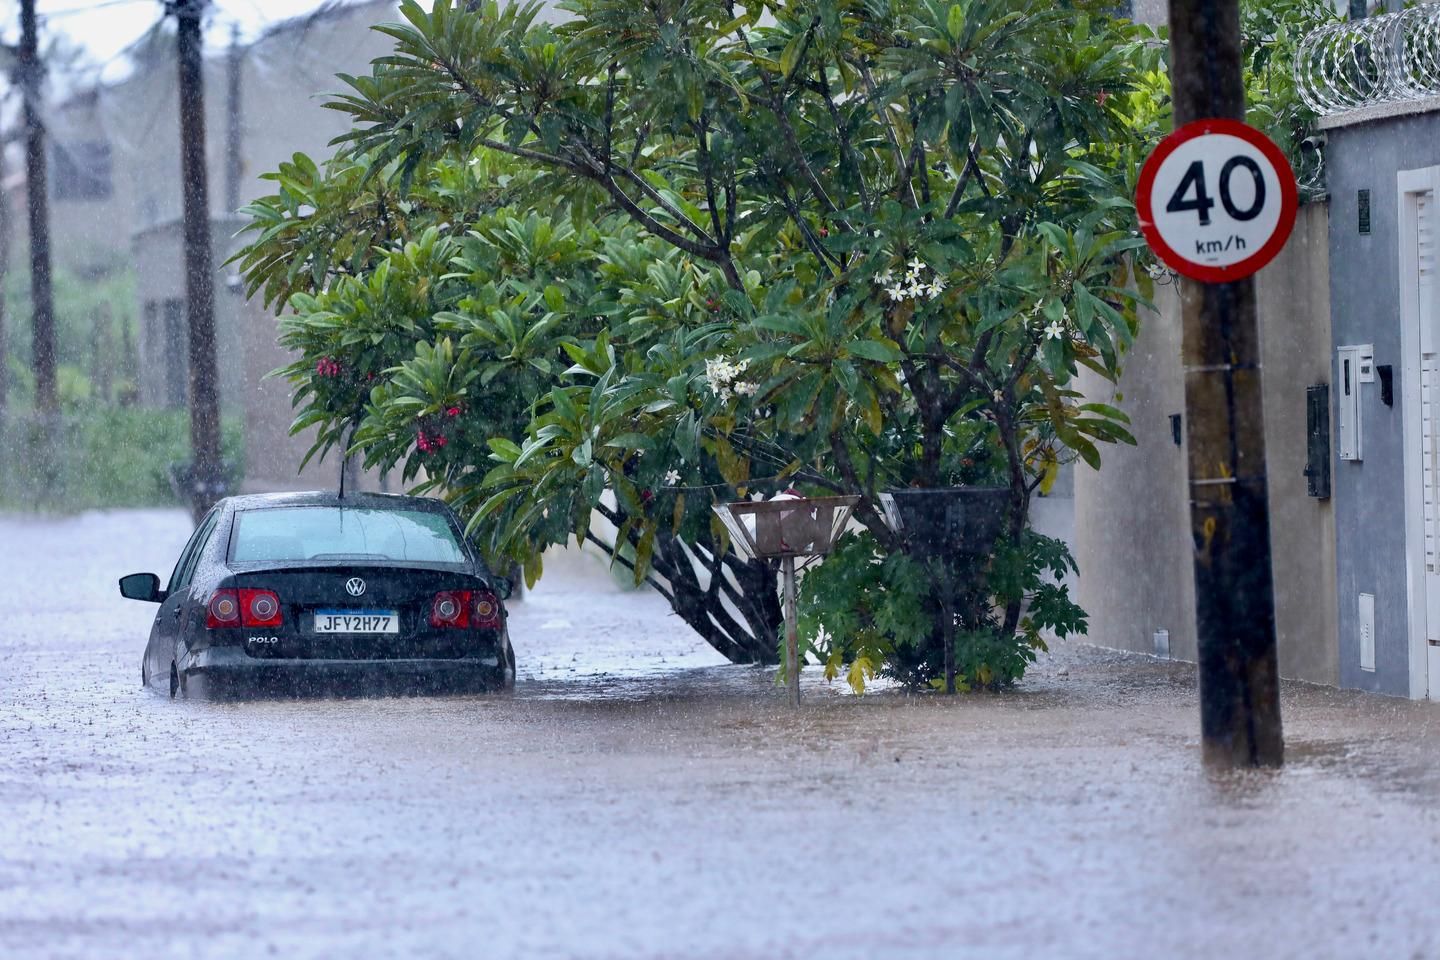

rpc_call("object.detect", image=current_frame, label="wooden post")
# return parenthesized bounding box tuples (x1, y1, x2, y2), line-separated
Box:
(19, 0, 56, 417)
(174, 0, 224, 521)
(1168, 0, 1284, 768)
(0, 143, 10, 421)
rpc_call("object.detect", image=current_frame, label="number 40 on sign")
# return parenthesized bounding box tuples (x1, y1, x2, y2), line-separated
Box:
(1137, 118, 1299, 284)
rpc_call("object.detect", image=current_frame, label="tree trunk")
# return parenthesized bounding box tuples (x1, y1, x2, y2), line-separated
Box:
(590, 504, 781, 664)
(650, 530, 780, 664)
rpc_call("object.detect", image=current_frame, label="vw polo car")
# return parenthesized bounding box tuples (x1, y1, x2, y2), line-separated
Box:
(119, 492, 515, 699)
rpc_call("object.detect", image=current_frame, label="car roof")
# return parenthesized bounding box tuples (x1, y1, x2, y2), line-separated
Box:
(220, 491, 454, 514)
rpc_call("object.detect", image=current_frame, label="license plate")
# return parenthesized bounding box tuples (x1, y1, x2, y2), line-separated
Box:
(313, 610, 400, 634)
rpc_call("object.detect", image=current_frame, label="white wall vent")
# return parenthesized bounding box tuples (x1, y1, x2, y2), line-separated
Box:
(1359, 592, 1376, 672)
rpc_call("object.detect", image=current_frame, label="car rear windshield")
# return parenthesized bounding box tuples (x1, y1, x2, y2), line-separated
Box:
(230, 506, 468, 565)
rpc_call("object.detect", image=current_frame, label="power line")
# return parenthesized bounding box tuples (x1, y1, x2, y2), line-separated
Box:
(37, 0, 153, 19)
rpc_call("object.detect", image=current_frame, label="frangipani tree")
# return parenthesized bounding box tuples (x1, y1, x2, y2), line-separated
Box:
(239, 0, 1162, 685)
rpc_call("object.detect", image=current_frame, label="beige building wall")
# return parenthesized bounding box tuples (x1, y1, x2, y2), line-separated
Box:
(1256, 204, 1337, 685)
(131, 217, 248, 411)
(1075, 203, 1338, 685)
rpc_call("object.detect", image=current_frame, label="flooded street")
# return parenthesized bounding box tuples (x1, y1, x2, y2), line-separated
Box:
(3, 509, 1440, 959)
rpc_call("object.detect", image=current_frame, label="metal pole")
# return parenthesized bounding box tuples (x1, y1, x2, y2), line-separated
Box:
(783, 555, 800, 707)
(1168, 0, 1284, 768)
(19, 0, 56, 417)
(174, 0, 224, 521)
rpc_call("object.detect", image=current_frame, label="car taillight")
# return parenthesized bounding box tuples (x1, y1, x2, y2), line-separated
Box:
(207, 588, 283, 628)
(206, 590, 241, 628)
(473, 591, 502, 628)
(239, 589, 283, 627)
(431, 590, 472, 628)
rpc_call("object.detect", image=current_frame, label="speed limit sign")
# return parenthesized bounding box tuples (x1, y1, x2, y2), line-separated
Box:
(1137, 118, 1298, 283)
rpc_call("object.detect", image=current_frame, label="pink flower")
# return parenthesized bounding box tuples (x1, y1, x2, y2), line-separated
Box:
(435, 435, 448, 448)
(446, 406, 461, 418)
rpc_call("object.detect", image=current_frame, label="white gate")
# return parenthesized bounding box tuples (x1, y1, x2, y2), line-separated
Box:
(1402, 168, 1440, 700)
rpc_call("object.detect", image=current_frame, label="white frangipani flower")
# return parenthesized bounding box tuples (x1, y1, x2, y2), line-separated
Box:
(704, 356, 752, 401)
(663, 469, 681, 486)
(876, 256, 949, 303)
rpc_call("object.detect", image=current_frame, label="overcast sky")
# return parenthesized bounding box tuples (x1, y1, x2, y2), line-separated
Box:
(0, 0, 376, 82)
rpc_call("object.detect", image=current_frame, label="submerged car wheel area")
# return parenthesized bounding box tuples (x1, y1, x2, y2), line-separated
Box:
(119, 492, 516, 700)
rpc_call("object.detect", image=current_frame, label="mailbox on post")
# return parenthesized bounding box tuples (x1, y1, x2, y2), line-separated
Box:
(713, 495, 859, 706)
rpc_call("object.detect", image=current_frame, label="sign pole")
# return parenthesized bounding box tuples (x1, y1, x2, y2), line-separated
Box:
(1168, 0, 1284, 767)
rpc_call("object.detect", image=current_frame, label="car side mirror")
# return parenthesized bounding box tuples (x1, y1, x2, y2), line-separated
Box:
(119, 572, 164, 603)
(491, 577, 513, 601)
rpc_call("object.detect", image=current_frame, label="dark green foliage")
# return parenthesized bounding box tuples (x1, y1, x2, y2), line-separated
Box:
(798, 528, 1084, 691)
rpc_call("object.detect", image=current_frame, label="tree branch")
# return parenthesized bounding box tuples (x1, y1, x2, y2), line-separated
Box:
(585, 531, 674, 602)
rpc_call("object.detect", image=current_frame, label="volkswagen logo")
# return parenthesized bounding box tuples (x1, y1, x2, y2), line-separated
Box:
(345, 578, 367, 597)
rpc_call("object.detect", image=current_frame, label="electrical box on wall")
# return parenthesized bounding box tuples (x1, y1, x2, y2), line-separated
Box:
(1337, 344, 1373, 461)
(1305, 384, 1331, 498)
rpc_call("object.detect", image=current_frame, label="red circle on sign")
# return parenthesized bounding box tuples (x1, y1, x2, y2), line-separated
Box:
(1136, 118, 1299, 284)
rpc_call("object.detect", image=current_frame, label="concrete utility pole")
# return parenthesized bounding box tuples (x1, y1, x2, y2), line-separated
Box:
(224, 23, 243, 215)
(1168, 0, 1284, 768)
(0, 145, 11, 421)
(19, 0, 56, 417)
(172, 0, 224, 521)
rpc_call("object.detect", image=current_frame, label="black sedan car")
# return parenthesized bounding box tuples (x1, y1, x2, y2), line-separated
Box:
(119, 491, 515, 699)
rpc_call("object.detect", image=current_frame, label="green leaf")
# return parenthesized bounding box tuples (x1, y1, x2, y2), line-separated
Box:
(846, 339, 902, 363)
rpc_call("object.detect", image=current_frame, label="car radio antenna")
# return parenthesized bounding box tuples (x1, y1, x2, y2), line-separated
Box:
(339, 422, 358, 501)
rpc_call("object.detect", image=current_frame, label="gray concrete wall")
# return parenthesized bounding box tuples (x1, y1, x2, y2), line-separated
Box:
(1076, 204, 1337, 685)
(1326, 110, 1440, 696)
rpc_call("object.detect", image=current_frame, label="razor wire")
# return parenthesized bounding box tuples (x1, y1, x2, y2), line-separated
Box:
(1296, 3, 1440, 115)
